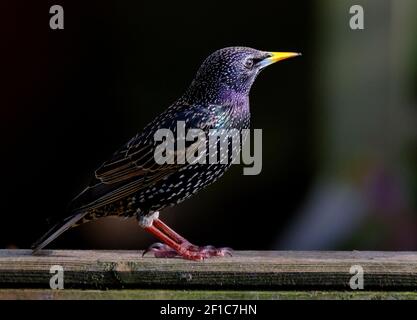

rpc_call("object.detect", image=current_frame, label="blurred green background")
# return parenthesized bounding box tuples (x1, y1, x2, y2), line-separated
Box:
(2, 0, 416, 251)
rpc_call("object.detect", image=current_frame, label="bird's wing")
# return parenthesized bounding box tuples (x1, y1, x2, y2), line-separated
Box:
(94, 104, 214, 185)
(70, 142, 201, 212)
(95, 141, 177, 184)
(69, 105, 211, 212)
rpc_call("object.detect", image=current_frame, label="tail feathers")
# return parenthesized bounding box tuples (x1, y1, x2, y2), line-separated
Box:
(31, 211, 86, 254)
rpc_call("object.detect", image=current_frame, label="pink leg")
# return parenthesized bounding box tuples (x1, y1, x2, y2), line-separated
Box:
(152, 219, 188, 244)
(143, 218, 232, 260)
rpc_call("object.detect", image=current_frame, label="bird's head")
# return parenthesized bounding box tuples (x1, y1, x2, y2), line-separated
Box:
(188, 47, 301, 100)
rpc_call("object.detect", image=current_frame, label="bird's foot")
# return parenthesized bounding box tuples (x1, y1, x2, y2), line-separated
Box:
(141, 217, 232, 260)
(143, 242, 233, 260)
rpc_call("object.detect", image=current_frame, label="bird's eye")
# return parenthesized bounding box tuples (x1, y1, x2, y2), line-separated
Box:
(244, 59, 254, 69)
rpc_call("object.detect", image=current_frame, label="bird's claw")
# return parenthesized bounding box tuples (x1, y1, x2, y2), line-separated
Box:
(143, 242, 233, 260)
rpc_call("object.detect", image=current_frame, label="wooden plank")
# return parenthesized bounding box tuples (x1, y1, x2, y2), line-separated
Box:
(0, 250, 416, 290)
(1, 289, 417, 300)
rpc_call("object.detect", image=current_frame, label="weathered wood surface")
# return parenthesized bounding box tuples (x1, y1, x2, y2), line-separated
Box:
(0, 250, 416, 292)
(1, 289, 417, 300)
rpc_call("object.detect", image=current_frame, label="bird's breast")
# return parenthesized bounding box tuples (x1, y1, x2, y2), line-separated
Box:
(209, 100, 250, 131)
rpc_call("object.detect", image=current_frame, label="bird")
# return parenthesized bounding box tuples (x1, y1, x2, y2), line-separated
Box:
(32, 47, 300, 260)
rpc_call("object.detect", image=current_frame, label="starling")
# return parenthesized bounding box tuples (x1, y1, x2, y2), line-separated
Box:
(32, 47, 300, 260)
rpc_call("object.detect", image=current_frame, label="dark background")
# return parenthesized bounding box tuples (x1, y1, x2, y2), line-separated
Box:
(2, 1, 416, 251)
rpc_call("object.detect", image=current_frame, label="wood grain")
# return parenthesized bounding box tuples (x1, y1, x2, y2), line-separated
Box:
(0, 250, 416, 290)
(1, 289, 417, 300)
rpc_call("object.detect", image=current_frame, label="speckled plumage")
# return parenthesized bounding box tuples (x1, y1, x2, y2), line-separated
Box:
(32, 47, 299, 255)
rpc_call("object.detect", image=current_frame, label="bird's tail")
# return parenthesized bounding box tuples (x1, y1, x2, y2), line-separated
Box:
(31, 211, 86, 254)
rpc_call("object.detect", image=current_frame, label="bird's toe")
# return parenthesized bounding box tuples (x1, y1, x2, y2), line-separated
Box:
(142, 242, 179, 258)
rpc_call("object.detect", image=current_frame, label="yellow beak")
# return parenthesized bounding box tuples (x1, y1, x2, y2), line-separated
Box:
(260, 52, 301, 68)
